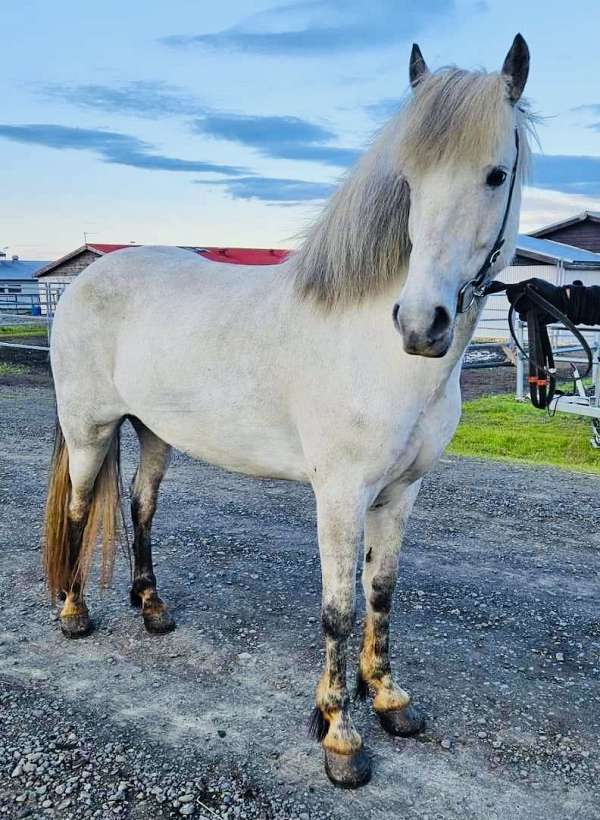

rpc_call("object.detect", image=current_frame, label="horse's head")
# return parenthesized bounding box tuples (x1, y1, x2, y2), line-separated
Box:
(393, 35, 530, 358)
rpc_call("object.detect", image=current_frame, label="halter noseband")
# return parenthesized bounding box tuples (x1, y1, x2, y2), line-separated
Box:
(456, 128, 520, 314)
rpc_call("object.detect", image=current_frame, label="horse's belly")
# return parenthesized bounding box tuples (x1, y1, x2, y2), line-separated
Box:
(127, 404, 310, 482)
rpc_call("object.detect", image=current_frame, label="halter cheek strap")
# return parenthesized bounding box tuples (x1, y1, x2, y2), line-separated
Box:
(456, 128, 520, 314)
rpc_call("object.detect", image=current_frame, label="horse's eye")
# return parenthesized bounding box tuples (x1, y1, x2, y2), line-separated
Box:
(486, 167, 507, 188)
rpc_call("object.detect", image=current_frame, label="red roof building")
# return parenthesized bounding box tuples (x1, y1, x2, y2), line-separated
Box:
(36, 243, 291, 281)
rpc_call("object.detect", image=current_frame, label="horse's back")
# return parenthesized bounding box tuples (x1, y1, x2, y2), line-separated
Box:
(56, 245, 282, 307)
(53, 244, 292, 345)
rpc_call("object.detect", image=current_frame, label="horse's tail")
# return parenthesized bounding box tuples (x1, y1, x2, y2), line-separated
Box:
(43, 418, 123, 602)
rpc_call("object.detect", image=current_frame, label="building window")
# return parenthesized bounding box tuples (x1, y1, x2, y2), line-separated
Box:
(7, 287, 21, 294)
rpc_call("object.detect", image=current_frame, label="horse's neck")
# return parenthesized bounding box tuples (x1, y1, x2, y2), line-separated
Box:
(320, 284, 472, 381)
(453, 308, 482, 356)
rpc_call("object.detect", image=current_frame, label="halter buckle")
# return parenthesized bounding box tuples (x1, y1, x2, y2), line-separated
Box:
(489, 247, 502, 266)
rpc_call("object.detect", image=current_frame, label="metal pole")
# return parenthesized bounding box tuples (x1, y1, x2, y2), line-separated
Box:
(594, 333, 600, 402)
(515, 319, 525, 401)
(45, 282, 52, 347)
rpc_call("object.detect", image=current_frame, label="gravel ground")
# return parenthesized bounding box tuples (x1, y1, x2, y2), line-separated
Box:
(0, 375, 599, 820)
(460, 366, 517, 401)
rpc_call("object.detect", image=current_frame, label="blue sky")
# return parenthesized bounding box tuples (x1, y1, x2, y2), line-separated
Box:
(2, 0, 599, 260)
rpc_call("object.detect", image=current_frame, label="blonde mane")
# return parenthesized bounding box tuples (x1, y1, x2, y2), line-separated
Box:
(293, 68, 534, 308)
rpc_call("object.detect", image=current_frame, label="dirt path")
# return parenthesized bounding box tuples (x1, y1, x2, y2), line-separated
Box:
(0, 383, 599, 819)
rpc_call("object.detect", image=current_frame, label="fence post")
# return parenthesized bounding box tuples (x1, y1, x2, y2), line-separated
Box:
(45, 283, 53, 348)
(515, 319, 525, 401)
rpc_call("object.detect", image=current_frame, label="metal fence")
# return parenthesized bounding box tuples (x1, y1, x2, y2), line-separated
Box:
(0, 282, 65, 352)
(0, 292, 41, 315)
(513, 320, 600, 401)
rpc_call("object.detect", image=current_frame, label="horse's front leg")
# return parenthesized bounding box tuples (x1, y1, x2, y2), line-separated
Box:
(357, 479, 426, 737)
(309, 485, 371, 788)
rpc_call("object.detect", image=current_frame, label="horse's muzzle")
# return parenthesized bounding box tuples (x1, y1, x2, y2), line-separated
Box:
(392, 302, 453, 358)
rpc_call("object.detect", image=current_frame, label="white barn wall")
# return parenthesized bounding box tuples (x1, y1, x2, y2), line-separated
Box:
(475, 264, 558, 340)
(476, 263, 600, 340)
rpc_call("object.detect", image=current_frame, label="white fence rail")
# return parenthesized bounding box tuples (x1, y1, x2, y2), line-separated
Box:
(0, 283, 65, 352)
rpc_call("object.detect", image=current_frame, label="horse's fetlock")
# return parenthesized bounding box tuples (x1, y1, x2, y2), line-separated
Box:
(141, 589, 164, 612)
(373, 682, 411, 713)
(316, 688, 348, 715)
(131, 574, 157, 597)
(360, 652, 390, 682)
(320, 710, 362, 755)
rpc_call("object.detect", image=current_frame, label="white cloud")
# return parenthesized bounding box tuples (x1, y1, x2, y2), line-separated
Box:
(520, 186, 600, 233)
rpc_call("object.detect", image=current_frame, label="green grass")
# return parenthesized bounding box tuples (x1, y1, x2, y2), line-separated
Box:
(0, 324, 46, 337)
(0, 362, 30, 376)
(448, 394, 600, 474)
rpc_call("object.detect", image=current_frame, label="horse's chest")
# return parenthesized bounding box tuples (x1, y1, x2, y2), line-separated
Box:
(386, 388, 461, 482)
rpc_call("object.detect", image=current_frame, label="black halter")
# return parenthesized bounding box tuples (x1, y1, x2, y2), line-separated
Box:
(456, 129, 521, 314)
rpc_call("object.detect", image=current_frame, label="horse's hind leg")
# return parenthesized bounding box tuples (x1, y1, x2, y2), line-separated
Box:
(50, 425, 121, 638)
(129, 418, 174, 634)
(357, 479, 425, 736)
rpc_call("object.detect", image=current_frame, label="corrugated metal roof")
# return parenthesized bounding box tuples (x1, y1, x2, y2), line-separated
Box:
(516, 234, 600, 267)
(0, 259, 50, 281)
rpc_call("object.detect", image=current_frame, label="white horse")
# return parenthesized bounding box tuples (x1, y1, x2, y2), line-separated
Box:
(44, 36, 532, 787)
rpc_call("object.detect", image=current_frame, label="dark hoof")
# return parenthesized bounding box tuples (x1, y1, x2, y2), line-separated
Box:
(377, 703, 426, 737)
(143, 607, 176, 634)
(60, 611, 93, 639)
(323, 747, 371, 789)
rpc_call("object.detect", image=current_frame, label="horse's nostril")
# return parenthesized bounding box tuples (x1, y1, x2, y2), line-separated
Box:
(429, 305, 451, 339)
(392, 302, 402, 332)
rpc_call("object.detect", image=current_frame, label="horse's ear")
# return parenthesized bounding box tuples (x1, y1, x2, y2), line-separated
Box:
(501, 33, 530, 103)
(409, 43, 429, 89)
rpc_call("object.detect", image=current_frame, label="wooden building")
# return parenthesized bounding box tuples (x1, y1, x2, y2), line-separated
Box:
(528, 210, 600, 254)
(35, 244, 136, 313)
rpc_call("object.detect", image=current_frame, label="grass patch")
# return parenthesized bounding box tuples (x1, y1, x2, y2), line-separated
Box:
(448, 394, 600, 474)
(0, 324, 47, 338)
(0, 362, 30, 376)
